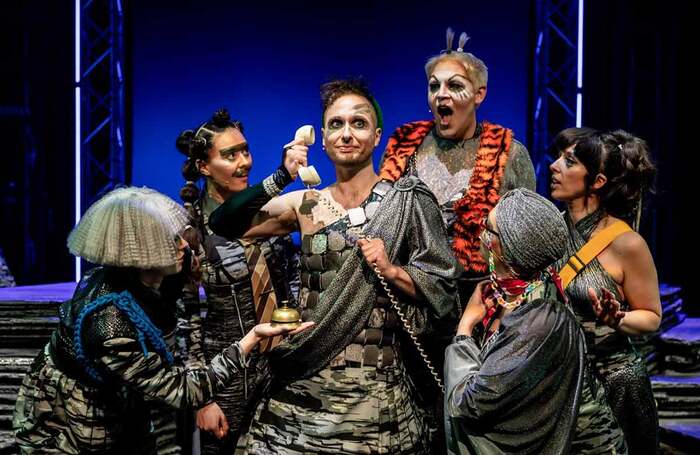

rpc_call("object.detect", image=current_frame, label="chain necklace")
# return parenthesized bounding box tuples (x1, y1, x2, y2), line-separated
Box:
(488, 254, 544, 310)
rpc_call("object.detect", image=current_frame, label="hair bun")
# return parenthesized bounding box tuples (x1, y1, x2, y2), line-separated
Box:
(176, 130, 195, 156)
(212, 108, 231, 127)
(179, 180, 199, 204)
(191, 135, 208, 151)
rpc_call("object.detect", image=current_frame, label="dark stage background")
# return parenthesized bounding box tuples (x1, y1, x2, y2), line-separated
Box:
(0, 1, 692, 314)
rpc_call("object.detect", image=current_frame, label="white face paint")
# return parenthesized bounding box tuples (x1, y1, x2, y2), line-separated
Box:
(427, 59, 481, 141)
(321, 94, 381, 169)
(428, 72, 474, 103)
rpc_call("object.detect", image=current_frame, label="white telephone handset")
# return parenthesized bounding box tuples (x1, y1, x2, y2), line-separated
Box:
(294, 125, 322, 187)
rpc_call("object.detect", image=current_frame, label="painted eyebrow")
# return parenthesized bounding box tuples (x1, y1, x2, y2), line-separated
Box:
(325, 116, 344, 125)
(219, 142, 248, 155)
(327, 110, 372, 122)
(351, 104, 372, 113)
(429, 74, 470, 83)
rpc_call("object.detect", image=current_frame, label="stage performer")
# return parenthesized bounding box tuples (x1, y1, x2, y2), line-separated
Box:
(175, 108, 301, 454)
(551, 128, 660, 453)
(12, 187, 311, 455)
(445, 188, 627, 454)
(379, 28, 535, 296)
(208, 79, 460, 454)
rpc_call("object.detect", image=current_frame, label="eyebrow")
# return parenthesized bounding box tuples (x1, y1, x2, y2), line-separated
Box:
(429, 74, 470, 83)
(351, 103, 372, 114)
(219, 142, 248, 156)
(327, 110, 372, 124)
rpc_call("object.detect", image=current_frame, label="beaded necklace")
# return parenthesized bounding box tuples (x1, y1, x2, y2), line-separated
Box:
(488, 253, 544, 310)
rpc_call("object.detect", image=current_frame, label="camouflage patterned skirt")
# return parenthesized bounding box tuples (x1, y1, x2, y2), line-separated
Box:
(238, 364, 431, 454)
(570, 371, 628, 454)
(13, 346, 138, 454)
(13, 345, 170, 454)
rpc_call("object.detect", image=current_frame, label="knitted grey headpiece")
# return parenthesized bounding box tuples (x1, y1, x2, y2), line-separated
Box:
(494, 188, 567, 277)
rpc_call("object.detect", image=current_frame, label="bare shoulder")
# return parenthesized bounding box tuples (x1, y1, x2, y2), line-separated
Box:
(610, 228, 650, 260)
(261, 189, 307, 214)
(280, 189, 308, 208)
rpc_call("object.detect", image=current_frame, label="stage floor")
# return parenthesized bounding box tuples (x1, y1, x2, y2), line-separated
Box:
(0, 282, 77, 304)
(0, 281, 206, 304)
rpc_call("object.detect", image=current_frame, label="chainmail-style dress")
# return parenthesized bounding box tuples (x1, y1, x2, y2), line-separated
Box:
(556, 210, 659, 454)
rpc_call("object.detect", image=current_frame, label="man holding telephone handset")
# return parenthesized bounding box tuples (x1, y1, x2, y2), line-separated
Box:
(209, 79, 459, 454)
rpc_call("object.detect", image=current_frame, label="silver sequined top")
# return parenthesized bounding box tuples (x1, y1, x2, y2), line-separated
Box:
(555, 211, 636, 370)
(415, 127, 536, 233)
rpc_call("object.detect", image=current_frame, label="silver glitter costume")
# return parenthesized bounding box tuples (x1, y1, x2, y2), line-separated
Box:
(556, 210, 659, 454)
(415, 127, 535, 233)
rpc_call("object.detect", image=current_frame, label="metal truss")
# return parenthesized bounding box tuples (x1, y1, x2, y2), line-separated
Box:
(77, 0, 126, 208)
(76, 0, 126, 279)
(532, 0, 582, 194)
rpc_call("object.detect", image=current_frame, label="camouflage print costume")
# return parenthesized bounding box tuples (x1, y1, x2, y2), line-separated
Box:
(557, 210, 659, 454)
(182, 194, 299, 455)
(238, 179, 460, 454)
(13, 267, 250, 454)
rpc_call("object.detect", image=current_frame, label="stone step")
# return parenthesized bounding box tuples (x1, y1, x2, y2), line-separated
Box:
(0, 395, 19, 407)
(0, 429, 16, 455)
(658, 318, 700, 372)
(653, 373, 700, 391)
(659, 419, 700, 453)
(661, 319, 700, 346)
(660, 284, 682, 301)
(631, 288, 685, 375)
(0, 407, 14, 431)
(652, 373, 700, 418)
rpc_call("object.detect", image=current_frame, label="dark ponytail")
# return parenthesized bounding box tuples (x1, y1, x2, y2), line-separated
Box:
(573, 129, 656, 224)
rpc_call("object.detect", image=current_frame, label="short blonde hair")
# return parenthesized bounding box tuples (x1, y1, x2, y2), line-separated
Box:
(424, 52, 488, 89)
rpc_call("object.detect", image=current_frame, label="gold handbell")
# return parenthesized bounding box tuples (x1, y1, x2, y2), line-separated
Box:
(271, 301, 301, 330)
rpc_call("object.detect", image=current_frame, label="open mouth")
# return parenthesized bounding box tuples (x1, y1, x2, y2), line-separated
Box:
(436, 105, 453, 126)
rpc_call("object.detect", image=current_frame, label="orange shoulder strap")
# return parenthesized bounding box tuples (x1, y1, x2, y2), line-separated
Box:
(560, 220, 632, 289)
